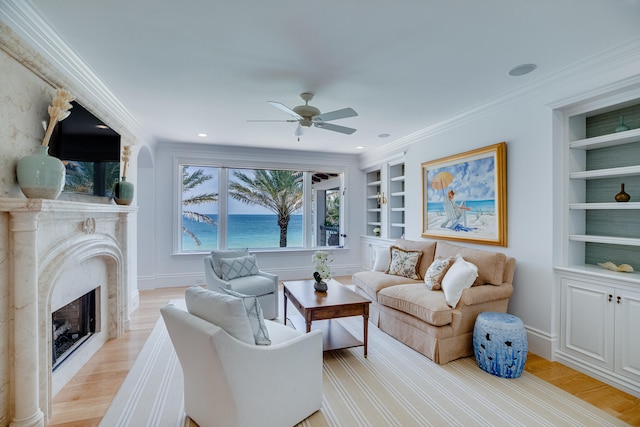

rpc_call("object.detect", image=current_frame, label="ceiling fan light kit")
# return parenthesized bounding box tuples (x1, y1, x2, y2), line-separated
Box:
(250, 92, 358, 137)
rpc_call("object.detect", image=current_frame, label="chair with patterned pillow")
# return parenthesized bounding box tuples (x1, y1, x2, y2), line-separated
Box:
(204, 249, 279, 319)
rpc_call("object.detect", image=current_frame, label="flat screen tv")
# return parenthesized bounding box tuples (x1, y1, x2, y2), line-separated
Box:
(48, 101, 121, 197)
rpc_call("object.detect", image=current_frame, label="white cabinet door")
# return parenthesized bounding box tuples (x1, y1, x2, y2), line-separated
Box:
(562, 277, 614, 370)
(615, 289, 640, 382)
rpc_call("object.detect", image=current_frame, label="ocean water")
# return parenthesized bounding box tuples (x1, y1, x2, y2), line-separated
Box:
(427, 199, 495, 214)
(182, 214, 303, 251)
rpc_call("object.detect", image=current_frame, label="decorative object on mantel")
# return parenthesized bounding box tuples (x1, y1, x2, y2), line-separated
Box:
(614, 183, 630, 202)
(312, 271, 328, 292)
(16, 88, 75, 199)
(373, 227, 381, 236)
(114, 145, 134, 205)
(614, 116, 630, 133)
(597, 261, 635, 273)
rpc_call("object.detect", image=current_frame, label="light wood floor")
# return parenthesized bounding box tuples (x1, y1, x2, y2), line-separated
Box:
(47, 277, 640, 426)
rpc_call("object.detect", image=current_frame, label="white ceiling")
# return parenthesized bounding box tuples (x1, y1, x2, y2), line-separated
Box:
(23, 0, 640, 153)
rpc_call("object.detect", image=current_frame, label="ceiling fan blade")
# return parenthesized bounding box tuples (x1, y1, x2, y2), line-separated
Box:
(313, 107, 358, 122)
(314, 122, 357, 135)
(267, 101, 303, 120)
(247, 119, 298, 122)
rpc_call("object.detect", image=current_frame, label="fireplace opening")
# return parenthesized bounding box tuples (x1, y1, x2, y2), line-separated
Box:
(52, 288, 97, 371)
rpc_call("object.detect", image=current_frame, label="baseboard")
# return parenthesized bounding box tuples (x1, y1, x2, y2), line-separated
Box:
(524, 324, 556, 361)
(555, 350, 640, 398)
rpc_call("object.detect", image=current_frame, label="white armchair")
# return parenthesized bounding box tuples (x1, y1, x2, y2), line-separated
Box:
(204, 249, 279, 319)
(161, 303, 323, 427)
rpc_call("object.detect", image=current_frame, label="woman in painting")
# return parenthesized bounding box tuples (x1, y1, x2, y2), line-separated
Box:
(441, 189, 471, 229)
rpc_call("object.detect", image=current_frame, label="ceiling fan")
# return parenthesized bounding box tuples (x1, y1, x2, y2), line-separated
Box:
(249, 92, 358, 137)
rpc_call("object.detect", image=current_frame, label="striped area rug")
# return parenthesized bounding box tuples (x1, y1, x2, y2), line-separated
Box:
(101, 304, 628, 427)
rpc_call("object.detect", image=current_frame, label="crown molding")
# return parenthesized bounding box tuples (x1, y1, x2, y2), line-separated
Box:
(0, 0, 146, 144)
(361, 36, 640, 166)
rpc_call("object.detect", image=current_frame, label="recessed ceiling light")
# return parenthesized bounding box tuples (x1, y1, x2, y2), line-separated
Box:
(378, 133, 390, 138)
(96, 124, 109, 129)
(197, 133, 208, 138)
(508, 63, 537, 77)
(356, 146, 365, 150)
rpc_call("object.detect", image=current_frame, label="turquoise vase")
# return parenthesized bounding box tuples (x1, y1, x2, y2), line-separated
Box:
(16, 145, 66, 199)
(615, 116, 630, 133)
(114, 177, 134, 205)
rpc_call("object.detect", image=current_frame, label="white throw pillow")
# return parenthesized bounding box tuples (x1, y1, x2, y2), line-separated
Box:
(219, 288, 271, 345)
(440, 254, 478, 308)
(220, 254, 260, 280)
(185, 286, 255, 345)
(372, 245, 391, 272)
(424, 256, 454, 290)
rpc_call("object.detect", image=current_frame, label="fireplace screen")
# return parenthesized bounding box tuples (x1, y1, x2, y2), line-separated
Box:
(52, 288, 97, 370)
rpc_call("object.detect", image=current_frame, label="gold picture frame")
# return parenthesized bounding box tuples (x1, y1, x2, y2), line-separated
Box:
(421, 142, 507, 246)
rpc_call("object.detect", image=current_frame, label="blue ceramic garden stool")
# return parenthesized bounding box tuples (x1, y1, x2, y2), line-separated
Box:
(473, 312, 527, 378)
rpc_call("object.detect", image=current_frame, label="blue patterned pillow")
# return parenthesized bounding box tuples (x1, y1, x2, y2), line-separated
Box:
(219, 288, 271, 345)
(220, 254, 260, 280)
(387, 246, 423, 280)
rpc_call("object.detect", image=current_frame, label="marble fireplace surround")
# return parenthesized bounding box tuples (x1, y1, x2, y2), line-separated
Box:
(1, 198, 134, 427)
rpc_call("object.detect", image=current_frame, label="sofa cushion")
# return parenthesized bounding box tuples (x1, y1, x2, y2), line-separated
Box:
(372, 245, 391, 272)
(219, 288, 271, 345)
(393, 239, 437, 279)
(424, 256, 454, 290)
(377, 284, 452, 326)
(434, 241, 506, 286)
(387, 246, 423, 280)
(227, 274, 275, 297)
(441, 254, 478, 308)
(185, 286, 255, 345)
(353, 270, 421, 301)
(220, 254, 260, 280)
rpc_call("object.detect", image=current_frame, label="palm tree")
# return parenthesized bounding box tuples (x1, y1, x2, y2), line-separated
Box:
(182, 167, 217, 247)
(229, 169, 302, 247)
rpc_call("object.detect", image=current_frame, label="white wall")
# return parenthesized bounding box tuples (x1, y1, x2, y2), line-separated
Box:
(137, 141, 365, 290)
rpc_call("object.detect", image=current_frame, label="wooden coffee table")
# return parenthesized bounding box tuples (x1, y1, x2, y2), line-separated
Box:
(283, 279, 371, 357)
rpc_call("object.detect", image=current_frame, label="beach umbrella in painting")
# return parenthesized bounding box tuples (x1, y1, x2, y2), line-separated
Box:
(430, 171, 454, 190)
(431, 171, 454, 198)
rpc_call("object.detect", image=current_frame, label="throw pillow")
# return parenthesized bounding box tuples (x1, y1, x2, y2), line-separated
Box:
(424, 256, 454, 290)
(184, 286, 254, 345)
(219, 288, 271, 345)
(387, 246, 423, 280)
(210, 249, 249, 278)
(440, 254, 478, 308)
(372, 245, 391, 272)
(220, 254, 260, 281)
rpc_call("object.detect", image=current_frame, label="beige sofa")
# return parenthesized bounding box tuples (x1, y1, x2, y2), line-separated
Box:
(353, 239, 516, 364)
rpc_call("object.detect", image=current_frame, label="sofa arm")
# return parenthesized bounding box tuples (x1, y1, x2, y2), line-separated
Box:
(459, 282, 513, 307)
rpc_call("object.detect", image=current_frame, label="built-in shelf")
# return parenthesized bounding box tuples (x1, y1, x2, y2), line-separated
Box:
(569, 234, 640, 246)
(570, 165, 640, 180)
(569, 127, 640, 150)
(569, 202, 640, 210)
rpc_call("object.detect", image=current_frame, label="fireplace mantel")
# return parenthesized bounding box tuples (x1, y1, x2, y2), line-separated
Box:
(1, 197, 136, 427)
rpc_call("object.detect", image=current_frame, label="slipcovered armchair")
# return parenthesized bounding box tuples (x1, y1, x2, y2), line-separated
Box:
(161, 300, 323, 427)
(204, 249, 278, 319)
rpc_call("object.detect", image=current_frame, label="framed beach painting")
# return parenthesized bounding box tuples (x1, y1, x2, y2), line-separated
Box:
(421, 142, 507, 246)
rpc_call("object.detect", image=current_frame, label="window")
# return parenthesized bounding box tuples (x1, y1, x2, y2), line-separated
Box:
(179, 164, 343, 252)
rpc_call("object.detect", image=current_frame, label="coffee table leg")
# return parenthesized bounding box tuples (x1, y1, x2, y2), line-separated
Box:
(305, 312, 312, 333)
(283, 293, 288, 326)
(363, 313, 369, 358)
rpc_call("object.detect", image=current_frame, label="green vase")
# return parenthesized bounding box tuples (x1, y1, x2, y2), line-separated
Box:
(615, 116, 630, 133)
(16, 145, 66, 199)
(114, 177, 134, 205)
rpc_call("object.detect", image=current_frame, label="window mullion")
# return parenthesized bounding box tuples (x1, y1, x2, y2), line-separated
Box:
(218, 168, 229, 249)
(302, 171, 313, 248)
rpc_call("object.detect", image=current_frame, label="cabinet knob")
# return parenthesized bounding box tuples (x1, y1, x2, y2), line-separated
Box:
(608, 294, 613, 302)
(617, 296, 621, 304)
